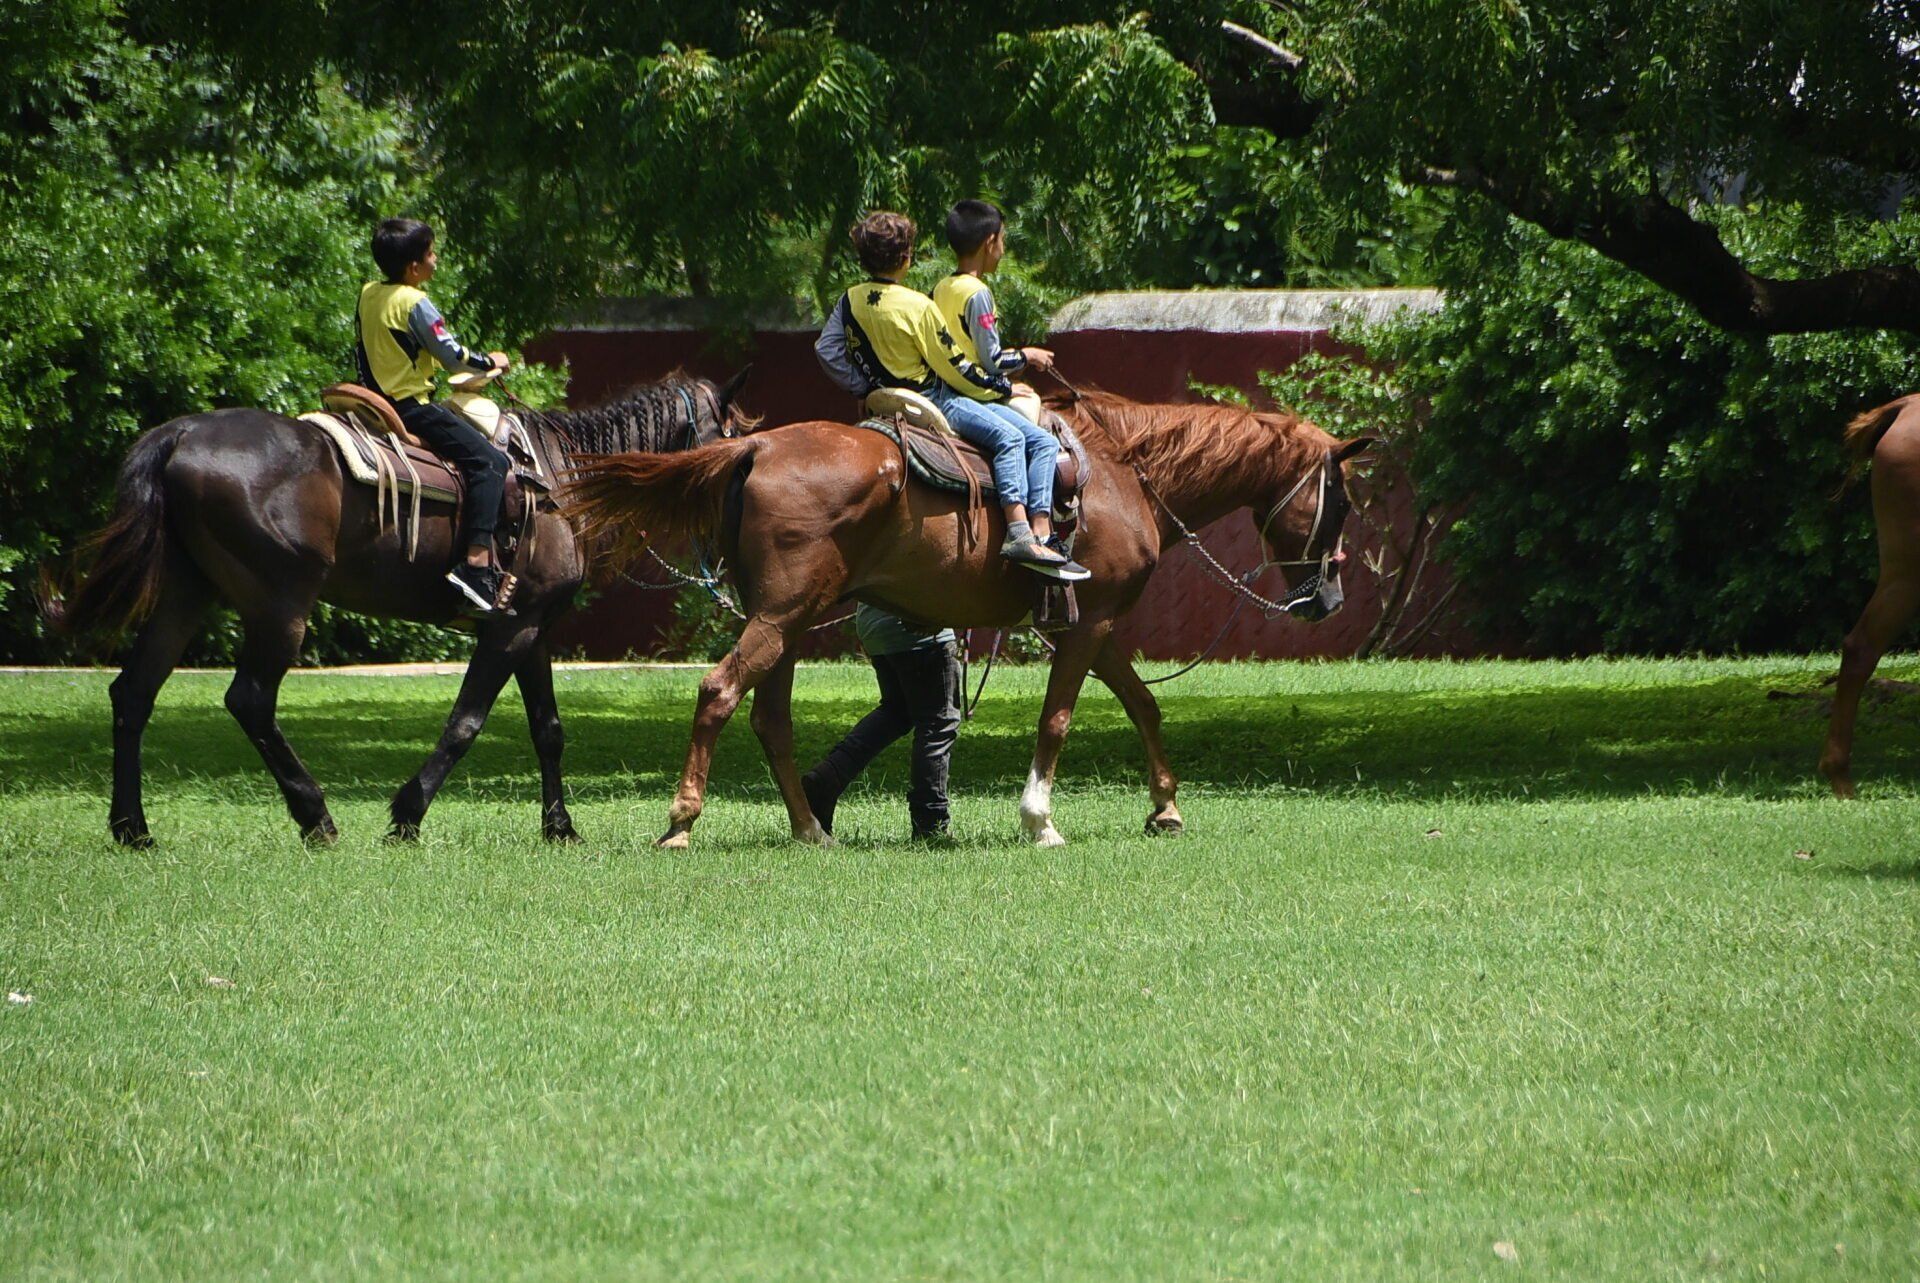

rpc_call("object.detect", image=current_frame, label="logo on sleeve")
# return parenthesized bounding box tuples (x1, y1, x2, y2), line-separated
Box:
(979, 311, 997, 330)
(431, 318, 450, 340)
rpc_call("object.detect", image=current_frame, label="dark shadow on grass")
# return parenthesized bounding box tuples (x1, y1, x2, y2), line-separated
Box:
(5, 673, 1920, 812)
(1813, 859, 1920, 881)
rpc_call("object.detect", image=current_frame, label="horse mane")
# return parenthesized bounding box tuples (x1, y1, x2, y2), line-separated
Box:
(545, 369, 757, 456)
(1047, 386, 1326, 492)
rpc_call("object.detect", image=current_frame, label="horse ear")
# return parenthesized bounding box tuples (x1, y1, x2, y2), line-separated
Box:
(716, 364, 752, 414)
(1333, 436, 1376, 464)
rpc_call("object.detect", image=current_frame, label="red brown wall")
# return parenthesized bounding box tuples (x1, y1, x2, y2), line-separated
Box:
(527, 322, 1472, 661)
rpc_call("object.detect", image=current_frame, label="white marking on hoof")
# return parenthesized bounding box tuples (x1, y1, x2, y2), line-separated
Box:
(1019, 764, 1064, 845)
(655, 829, 691, 850)
(794, 820, 834, 847)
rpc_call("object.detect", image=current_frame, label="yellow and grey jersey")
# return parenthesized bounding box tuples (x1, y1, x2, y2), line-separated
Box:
(814, 280, 1011, 402)
(932, 272, 1027, 379)
(354, 281, 495, 406)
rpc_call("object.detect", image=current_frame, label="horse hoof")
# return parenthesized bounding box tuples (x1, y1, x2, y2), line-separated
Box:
(1829, 776, 1858, 800)
(1145, 814, 1185, 836)
(1032, 826, 1067, 848)
(302, 822, 340, 848)
(793, 822, 834, 847)
(385, 822, 421, 844)
(112, 823, 154, 850)
(545, 824, 584, 844)
(656, 828, 691, 850)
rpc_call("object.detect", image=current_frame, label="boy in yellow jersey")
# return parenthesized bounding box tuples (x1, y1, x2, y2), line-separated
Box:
(931, 199, 1055, 423)
(815, 212, 1088, 581)
(355, 218, 514, 615)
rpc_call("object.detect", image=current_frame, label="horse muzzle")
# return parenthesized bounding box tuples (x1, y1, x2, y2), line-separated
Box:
(1282, 567, 1345, 622)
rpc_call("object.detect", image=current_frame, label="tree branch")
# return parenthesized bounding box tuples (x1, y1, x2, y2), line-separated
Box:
(1197, 19, 1320, 138)
(1220, 20, 1302, 71)
(1412, 166, 1920, 334)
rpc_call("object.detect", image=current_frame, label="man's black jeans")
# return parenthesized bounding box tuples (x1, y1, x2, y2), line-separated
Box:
(400, 400, 508, 549)
(812, 642, 961, 835)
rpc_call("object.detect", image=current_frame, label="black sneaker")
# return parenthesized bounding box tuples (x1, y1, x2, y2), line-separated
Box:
(910, 814, 952, 842)
(801, 767, 839, 836)
(446, 564, 510, 616)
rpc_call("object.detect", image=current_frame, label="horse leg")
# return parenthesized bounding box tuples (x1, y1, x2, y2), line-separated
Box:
(1019, 623, 1111, 846)
(1091, 637, 1183, 835)
(107, 569, 210, 847)
(388, 623, 530, 840)
(659, 615, 792, 849)
(225, 615, 334, 843)
(1821, 575, 1920, 798)
(514, 641, 580, 843)
(749, 652, 831, 845)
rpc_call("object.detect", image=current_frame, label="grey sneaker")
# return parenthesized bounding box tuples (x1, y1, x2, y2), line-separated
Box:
(1003, 533, 1090, 582)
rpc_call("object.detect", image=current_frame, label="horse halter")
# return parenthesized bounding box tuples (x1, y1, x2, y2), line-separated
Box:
(1254, 449, 1348, 613)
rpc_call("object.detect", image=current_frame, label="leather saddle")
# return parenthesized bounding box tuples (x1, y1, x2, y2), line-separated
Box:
(859, 388, 1085, 515)
(314, 382, 532, 524)
(858, 388, 1088, 633)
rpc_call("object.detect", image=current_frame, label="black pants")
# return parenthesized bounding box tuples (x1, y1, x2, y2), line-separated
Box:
(813, 642, 961, 834)
(399, 400, 509, 546)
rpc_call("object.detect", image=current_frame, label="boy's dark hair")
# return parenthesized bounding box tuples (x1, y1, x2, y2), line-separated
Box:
(373, 218, 435, 282)
(850, 212, 916, 276)
(945, 199, 1004, 256)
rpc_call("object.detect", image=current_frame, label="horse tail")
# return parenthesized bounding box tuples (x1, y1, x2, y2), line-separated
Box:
(563, 439, 757, 564)
(41, 421, 192, 639)
(1842, 396, 1914, 487)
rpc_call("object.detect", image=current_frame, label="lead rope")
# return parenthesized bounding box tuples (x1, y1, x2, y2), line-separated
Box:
(959, 628, 1004, 721)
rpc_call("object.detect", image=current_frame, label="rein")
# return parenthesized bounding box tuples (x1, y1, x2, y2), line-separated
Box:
(1132, 463, 1338, 621)
(1055, 373, 1338, 619)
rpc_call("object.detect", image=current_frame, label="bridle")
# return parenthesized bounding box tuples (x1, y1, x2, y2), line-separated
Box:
(1252, 449, 1347, 606)
(1058, 377, 1349, 619)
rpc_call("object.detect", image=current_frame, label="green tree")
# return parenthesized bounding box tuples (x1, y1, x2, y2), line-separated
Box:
(140, 1, 1920, 333)
(0, 2, 520, 661)
(1212, 0, 1920, 334)
(1278, 211, 1920, 654)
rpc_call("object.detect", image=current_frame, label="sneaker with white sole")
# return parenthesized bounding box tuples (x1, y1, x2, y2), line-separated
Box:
(446, 564, 512, 616)
(1002, 533, 1090, 582)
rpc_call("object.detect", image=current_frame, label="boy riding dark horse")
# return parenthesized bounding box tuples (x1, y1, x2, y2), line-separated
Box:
(355, 217, 514, 615)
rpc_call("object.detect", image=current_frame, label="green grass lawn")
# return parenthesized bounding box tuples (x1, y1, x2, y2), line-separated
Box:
(3, 656, 1918, 1280)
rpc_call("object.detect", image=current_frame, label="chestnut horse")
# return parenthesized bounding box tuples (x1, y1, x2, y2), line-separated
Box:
(567, 389, 1370, 847)
(1821, 393, 1920, 797)
(48, 371, 750, 846)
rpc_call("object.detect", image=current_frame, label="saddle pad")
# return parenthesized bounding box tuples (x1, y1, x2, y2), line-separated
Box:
(854, 415, 1090, 507)
(299, 412, 461, 505)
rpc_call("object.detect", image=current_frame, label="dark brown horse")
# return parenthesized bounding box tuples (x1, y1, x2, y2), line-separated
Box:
(567, 389, 1370, 847)
(1821, 393, 1920, 797)
(48, 371, 750, 846)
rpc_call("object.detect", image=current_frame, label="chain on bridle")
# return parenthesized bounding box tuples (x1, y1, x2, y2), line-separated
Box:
(1062, 381, 1347, 619)
(1249, 451, 1347, 612)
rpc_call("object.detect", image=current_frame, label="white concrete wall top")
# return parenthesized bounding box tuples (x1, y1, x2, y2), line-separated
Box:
(560, 288, 1447, 336)
(1049, 288, 1445, 334)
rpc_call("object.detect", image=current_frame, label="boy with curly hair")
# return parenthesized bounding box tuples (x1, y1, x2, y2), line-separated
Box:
(815, 211, 1087, 582)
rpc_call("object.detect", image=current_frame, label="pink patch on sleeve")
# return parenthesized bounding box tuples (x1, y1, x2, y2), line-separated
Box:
(431, 319, 449, 339)
(980, 311, 997, 329)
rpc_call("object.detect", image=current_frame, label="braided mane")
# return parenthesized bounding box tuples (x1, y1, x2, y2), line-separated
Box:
(543, 371, 725, 458)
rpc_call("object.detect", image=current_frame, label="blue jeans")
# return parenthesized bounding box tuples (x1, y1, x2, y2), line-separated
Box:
(929, 388, 1057, 515)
